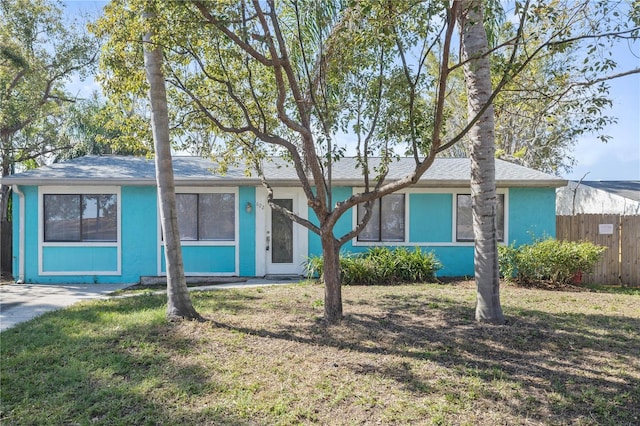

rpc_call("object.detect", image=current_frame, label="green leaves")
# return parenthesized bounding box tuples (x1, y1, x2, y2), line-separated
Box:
(1, 0, 98, 177)
(305, 247, 441, 285)
(499, 238, 607, 286)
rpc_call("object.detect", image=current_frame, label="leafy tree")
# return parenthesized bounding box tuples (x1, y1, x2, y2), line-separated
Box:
(95, 0, 460, 323)
(490, 45, 615, 174)
(55, 93, 151, 161)
(443, 3, 625, 175)
(142, 3, 199, 320)
(0, 0, 97, 220)
(94, 0, 639, 324)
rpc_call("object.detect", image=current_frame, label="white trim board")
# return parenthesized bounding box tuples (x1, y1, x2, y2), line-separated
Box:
(156, 187, 241, 276)
(350, 187, 509, 247)
(37, 186, 122, 276)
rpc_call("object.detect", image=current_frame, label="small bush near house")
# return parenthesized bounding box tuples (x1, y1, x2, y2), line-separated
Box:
(499, 238, 606, 286)
(305, 247, 441, 285)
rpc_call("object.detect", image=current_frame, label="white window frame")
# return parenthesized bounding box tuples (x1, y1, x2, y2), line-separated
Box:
(351, 188, 509, 247)
(174, 192, 237, 242)
(38, 186, 121, 276)
(452, 189, 509, 245)
(156, 187, 239, 276)
(356, 193, 406, 243)
(352, 189, 409, 247)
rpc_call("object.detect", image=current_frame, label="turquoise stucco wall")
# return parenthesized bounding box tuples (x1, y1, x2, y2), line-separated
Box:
(508, 187, 557, 245)
(238, 186, 256, 276)
(42, 246, 118, 272)
(13, 185, 256, 283)
(12, 184, 558, 283)
(306, 187, 557, 278)
(120, 186, 158, 281)
(15, 185, 159, 284)
(161, 246, 236, 274)
(11, 188, 20, 277)
(16, 186, 39, 282)
(307, 189, 474, 276)
(307, 187, 354, 257)
(409, 193, 453, 243)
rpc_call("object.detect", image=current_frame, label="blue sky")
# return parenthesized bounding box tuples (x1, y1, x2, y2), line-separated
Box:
(64, 0, 639, 181)
(565, 39, 640, 181)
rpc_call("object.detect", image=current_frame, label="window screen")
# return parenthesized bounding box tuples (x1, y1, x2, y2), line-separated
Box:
(357, 194, 405, 242)
(456, 194, 504, 242)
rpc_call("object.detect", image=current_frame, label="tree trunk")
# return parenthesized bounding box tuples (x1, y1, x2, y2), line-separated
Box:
(321, 230, 343, 323)
(142, 7, 199, 321)
(458, 1, 505, 324)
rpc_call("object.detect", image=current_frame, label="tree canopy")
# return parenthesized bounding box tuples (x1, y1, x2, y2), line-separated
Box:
(442, 1, 637, 174)
(0, 0, 98, 219)
(92, 0, 639, 322)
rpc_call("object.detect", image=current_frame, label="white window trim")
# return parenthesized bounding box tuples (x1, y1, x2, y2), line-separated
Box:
(452, 189, 509, 245)
(352, 188, 409, 247)
(156, 187, 240, 276)
(38, 186, 121, 276)
(351, 188, 509, 247)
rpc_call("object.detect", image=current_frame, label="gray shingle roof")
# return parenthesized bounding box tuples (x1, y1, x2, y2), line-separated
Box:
(1, 155, 567, 187)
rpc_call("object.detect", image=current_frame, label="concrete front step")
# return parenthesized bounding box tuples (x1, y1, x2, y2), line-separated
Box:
(139, 276, 248, 286)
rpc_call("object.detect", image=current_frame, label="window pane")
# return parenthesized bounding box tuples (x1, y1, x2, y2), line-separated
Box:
(82, 195, 117, 241)
(271, 199, 293, 263)
(456, 194, 505, 242)
(199, 193, 235, 241)
(44, 194, 81, 241)
(456, 195, 473, 241)
(176, 194, 198, 240)
(357, 199, 381, 242)
(381, 194, 405, 241)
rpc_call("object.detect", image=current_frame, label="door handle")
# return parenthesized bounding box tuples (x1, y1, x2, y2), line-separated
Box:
(266, 234, 270, 251)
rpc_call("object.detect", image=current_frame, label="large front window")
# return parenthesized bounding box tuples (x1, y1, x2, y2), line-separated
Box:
(456, 194, 504, 242)
(175, 193, 235, 241)
(44, 194, 117, 242)
(357, 194, 405, 242)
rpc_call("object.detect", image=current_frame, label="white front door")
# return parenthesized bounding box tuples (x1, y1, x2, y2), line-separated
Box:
(264, 189, 307, 276)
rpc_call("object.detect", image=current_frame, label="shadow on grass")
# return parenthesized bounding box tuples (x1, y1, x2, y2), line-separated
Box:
(2, 286, 639, 425)
(0, 292, 263, 425)
(207, 291, 640, 425)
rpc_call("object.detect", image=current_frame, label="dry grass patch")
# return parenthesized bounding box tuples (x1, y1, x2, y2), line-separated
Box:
(2, 281, 639, 425)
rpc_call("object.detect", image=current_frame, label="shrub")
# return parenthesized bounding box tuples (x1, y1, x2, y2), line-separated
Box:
(304, 247, 442, 285)
(498, 238, 606, 286)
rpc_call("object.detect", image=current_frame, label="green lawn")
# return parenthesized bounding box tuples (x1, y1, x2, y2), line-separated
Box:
(1, 281, 639, 425)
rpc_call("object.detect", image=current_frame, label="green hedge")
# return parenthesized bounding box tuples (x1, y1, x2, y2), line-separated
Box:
(498, 238, 606, 285)
(305, 247, 442, 285)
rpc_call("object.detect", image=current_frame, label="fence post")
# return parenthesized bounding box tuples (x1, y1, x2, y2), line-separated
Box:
(0, 219, 12, 278)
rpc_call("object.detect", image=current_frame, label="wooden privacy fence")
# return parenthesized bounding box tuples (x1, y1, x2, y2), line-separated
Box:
(556, 214, 640, 286)
(1, 220, 12, 277)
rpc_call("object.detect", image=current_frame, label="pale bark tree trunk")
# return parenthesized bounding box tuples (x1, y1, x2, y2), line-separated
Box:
(458, 0, 505, 324)
(142, 7, 199, 320)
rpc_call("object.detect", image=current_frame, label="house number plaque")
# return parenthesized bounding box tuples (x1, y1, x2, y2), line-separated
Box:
(598, 224, 614, 235)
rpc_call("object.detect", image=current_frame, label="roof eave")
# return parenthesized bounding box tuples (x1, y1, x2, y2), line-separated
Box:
(3, 178, 157, 186)
(3, 177, 568, 188)
(498, 179, 568, 188)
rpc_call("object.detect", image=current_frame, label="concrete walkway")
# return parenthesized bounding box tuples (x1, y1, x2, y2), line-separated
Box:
(0, 283, 131, 332)
(0, 278, 301, 332)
